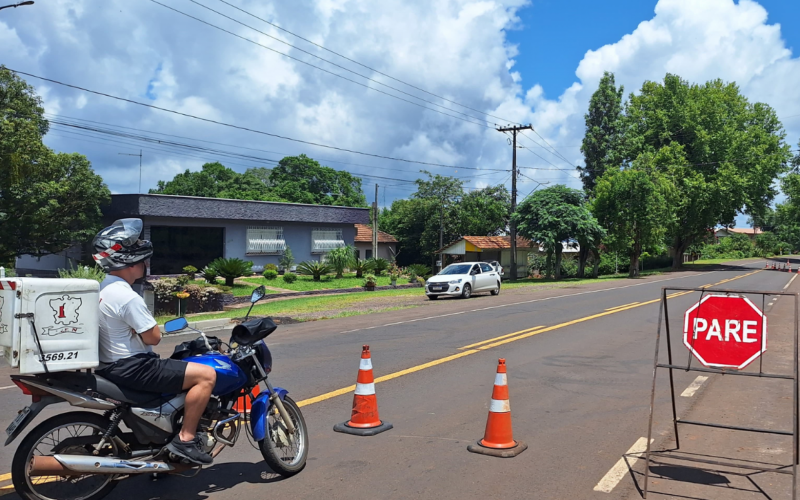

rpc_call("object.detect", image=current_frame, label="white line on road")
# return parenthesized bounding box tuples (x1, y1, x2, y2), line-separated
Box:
(785, 274, 798, 290)
(0, 386, 14, 391)
(680, 376, 709, 397)
(339, 271, 723, 334)
(593, 437, 653, 494)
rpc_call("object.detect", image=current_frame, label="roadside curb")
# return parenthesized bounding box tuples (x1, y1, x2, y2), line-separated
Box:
(222, 283, 422, 308)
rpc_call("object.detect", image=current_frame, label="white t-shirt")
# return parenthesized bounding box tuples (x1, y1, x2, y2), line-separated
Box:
(98, 276, 157, 363)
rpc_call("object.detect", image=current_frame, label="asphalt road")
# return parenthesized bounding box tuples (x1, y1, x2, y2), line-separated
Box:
(0, 259, 794, 499)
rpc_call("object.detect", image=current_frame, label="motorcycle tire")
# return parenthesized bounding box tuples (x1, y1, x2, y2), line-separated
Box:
(258, 396, 308, 477)
(12, 411, 119, 500)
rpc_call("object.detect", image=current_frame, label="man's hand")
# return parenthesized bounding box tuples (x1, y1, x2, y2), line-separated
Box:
(139, 324, 162, 346)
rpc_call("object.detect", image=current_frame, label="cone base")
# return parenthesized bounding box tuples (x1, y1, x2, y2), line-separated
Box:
(467, 440, 528, 458)
(333, 421, 393, 436)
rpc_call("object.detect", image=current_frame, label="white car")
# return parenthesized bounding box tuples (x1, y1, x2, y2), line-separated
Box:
(425, 262, 502, 300)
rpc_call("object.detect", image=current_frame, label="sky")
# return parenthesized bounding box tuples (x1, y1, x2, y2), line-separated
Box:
(2, 0, 799, 227)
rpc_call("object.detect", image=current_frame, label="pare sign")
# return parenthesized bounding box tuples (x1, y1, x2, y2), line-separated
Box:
(683, 294, 767, 370)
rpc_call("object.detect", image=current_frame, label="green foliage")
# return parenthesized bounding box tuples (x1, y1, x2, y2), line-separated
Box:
(57, 264, 105, 283)
(177, 275, 191, 286)
(201, 265, 218, 284)
(282, 272, 297, 284)
(351, 258, 373, 278)
(579, 71, 625, 193)
(263, 269, 279, 280)
(209, 257, 253, 286)
(700, 233, 756, 260)
(297, 261, 333, 281)
(268, 155, 367, 207)
(182, 265, 198, 280)
(264, 263, 278, 272)
(150, 162, 283, 202)
(755, 232, 780, 257)
(369, 257, 389, 275)
(363, 274, 377, 288)
(406, 264, 431, 277)
(325, 246, 355, 278)
(279, 245, 295, 270)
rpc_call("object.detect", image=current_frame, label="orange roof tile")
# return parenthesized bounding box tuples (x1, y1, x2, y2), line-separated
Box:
(354, 224, 398, 243)
(724, 227, 762, 235)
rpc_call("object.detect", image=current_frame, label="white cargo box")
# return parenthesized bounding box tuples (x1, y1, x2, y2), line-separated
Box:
(0, 278, 99, 374)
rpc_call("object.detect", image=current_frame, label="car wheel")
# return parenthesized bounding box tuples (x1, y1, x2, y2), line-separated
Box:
(428, 295, 438, 300)
(461, 284, 472, 299)
(491, 282, 500, 295)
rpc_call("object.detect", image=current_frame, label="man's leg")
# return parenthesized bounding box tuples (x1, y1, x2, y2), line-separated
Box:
(179, 362, 216, 442)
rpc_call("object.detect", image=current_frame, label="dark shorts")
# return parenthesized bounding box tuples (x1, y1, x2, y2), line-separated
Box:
(96, 352, 187, 395)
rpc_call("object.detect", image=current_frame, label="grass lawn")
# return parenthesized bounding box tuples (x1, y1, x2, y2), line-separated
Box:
(187, 279, 270, 297)
(683, 256, 764, 266)
(241, 273, 413, 291)
(155, 287, 424, 325)
(501, 269, 666, 289)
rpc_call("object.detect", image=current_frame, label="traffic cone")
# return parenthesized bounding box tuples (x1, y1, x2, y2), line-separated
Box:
(467, 359, 527, 458)
(333, 345, 393, 436)
(234, 385, 261, 414)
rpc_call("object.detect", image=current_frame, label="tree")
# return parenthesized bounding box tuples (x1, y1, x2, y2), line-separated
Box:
(325, 245, 355, 279)
(268, 155, 367, 207)
(512, 185, 603, 279)
(150, 162, 282, 201)
(578, 72, 624, 194)
(457, 185, 511, 236)
(0, 67, 110, 263)
(593, 160, 673, 277)
(624, 74, 791, 268)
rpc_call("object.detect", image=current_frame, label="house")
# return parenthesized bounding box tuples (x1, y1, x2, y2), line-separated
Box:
(437, 236, 536, 278)
(714, 227, 762, 241)
(353, 224, 397, 261)
(16, 194, 370, 276)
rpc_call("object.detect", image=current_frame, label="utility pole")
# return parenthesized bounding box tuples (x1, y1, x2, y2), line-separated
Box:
(372, 183, 379, 260)
(497, 124, 532, 280)
(119, 150, 143, 193)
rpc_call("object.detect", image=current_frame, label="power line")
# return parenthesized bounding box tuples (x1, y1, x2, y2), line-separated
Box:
(149, 0, 493, 129)
(8, 68, 489, 171)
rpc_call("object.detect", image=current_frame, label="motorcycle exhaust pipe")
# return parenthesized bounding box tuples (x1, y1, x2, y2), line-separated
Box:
(29, 455, 182, 476)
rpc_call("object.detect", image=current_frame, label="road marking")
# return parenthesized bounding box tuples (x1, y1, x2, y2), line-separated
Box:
(593, 437, 653, 493)
(681, 376, 709, 397)
(605, 302, 639, 311)
(0, 474, 9, 482)
(338, 271, 724, 334)
(0, 386, 15, 391)
(459, 326, 544, 350)
(785, 274, 798, 290)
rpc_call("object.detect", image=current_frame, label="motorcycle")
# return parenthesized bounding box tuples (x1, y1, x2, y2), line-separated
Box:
(4, 285, 308, 500)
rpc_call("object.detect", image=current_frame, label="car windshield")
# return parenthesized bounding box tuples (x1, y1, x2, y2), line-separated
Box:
(438, 264, 473, 275)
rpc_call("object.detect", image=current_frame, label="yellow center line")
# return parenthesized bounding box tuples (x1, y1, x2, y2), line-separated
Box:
(605, 302, 640, 311)
(458, 326, 544, 350)
(0, 474, 10, 483)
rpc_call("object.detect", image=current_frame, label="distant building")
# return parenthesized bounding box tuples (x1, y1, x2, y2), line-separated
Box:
(16, 194, 370, 276)
(714, 227, 762, 241)
(353, 224, 397, 261)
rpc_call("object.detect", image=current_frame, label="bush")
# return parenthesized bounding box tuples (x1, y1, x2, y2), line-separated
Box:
(297, 261, 332, 281)
(152, 277, 180, 305)
(182, 265, 198, 279)
(326, 246, 355, 278)
(263, 269, 279, 280)
(57, 264, 106, 283)
(201, 265, 218, 284)
(264, 263, 278, 272)
(282, 272, 297, 284)
(209, 257, 253, 286)
(369, 257, 389, 275)
(406, 264, 430, 277)
(416, 276, 426, 287)
(363, 273, 377, 288)
(351, 258, 373, 278)
(279, 246, 295, 271)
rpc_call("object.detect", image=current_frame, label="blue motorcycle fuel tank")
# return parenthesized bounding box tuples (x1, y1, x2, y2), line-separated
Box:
(187, 354, 248, 395)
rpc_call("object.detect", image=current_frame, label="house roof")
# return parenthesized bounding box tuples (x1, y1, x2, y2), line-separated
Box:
(354, 224, 397, 243)
(717, 227, 763, 235)
(106, 194, 370, 225)
(438, 235, 532, 253)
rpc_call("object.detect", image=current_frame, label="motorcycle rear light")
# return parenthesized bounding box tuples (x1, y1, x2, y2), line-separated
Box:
(13, 380, 31, 395)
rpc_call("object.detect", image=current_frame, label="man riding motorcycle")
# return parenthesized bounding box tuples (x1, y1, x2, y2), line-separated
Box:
(91, 218, 216, 465)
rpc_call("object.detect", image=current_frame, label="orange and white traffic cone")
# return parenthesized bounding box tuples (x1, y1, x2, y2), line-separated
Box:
(467, 359, 527, 457)
(234, 385, 261, 414)
(333, 345, 393, 436)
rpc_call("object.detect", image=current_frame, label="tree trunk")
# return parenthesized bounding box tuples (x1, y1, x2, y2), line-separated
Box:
(554, 246, 563, 280)
(629, 253, 639, 278)
(577, 245, 589, 278)
(545, 251, 553, 280)
(591, 248, 600, 278)
(672, 235, 688, 269)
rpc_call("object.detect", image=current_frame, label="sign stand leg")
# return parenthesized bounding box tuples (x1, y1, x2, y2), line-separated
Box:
(793, 294, 798, 499)
(663, 292, 680, 450)
(644, 289, 667, 499)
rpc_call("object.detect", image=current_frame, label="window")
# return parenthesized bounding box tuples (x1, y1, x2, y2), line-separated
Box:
(471, 265, 481, 274)
(480, 263, 493, 273)
(312, 228, 345, 253)
(365, 249, 373, 259)
(246, 226, 285, 255)
(355, 249, 361, 259)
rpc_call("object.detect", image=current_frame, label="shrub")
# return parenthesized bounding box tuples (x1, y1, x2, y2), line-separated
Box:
(369, 257, 389, 275)
(416, 276, 426, 287)
(265, 263, 278, 272)
(263, 269, 279, 280)
(209, 257, 253, 287)
(279, 246, 295, 271)
(182, 265, 198, 279)
(326, 246, 355, 278)
(297, 261, 332, 281)
(177, 275, 191, 286)
(57, 264, 106, 283)
(201, 265, 218, 284)
(406, 264, 430, 277)
(152, 277, 180, 304)
(351, 258, 373, 278)
(363, 274, 377, 288)
(282, 272, 297, 284)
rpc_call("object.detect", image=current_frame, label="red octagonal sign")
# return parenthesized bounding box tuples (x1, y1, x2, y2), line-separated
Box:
(683, 294, 767, 370)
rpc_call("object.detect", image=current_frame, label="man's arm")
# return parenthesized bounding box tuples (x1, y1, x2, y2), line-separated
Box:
(139, 324, 162, 346)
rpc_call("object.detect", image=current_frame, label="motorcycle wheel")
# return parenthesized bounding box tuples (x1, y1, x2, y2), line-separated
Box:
(12, 412, 119, 500)
(258, 396, 308, 477)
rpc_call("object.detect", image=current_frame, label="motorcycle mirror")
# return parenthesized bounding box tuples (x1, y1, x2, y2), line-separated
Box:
(251, 285, 267, 303)
(164, 317, 188, 333)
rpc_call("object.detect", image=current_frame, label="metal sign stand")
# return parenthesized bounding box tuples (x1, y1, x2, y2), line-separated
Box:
(644, 287, 799, 499)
